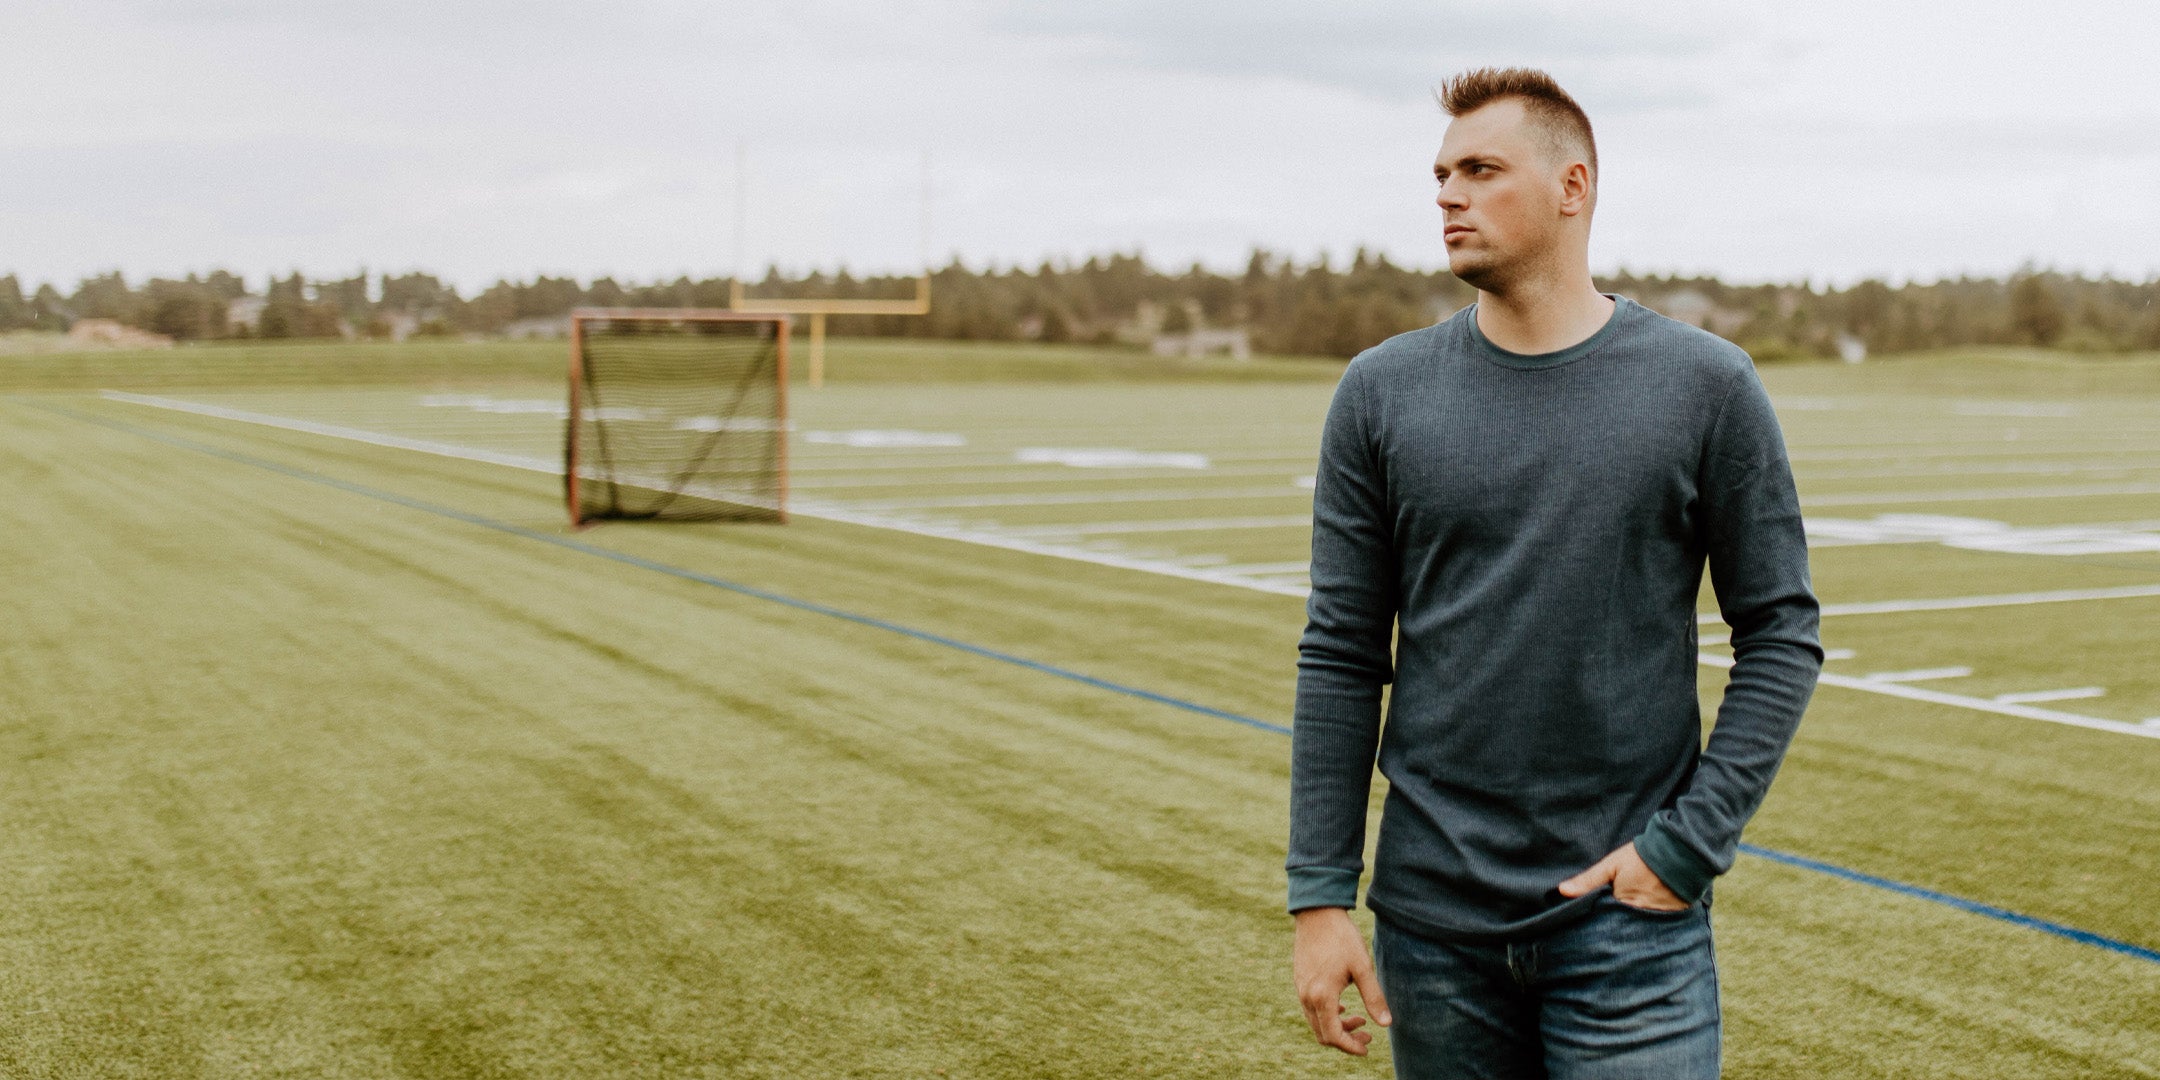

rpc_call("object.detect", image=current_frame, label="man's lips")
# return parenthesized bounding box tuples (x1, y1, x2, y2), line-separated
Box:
(1444, 224, 1473, 239)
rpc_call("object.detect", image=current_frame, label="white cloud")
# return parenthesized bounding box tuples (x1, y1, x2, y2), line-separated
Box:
(2, 0, 2157, 291)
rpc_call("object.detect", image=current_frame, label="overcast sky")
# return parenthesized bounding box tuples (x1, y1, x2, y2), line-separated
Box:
(6, 0, 2158, 292)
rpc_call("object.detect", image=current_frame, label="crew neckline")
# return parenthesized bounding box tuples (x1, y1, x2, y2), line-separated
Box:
(1464, 293, 1632, 371)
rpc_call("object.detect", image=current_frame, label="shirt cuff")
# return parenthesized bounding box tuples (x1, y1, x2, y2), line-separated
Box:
(1287, 866, 1362, 913)
(1633, 817, 1719, 904)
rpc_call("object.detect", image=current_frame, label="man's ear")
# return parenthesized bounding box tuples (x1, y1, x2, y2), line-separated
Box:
(1558, 161, 1594, 218)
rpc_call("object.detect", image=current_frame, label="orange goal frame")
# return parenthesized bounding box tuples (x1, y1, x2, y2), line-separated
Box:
(565, 308, 791, 528)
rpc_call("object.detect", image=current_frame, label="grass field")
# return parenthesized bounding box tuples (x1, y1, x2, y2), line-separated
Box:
(4, 337, 2158, 1077)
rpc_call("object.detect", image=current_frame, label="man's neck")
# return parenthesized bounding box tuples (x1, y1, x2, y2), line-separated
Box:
(1473, 271, 1616, 355)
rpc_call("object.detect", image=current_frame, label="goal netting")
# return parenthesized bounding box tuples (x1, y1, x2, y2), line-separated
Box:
(565, 309, 789, 524)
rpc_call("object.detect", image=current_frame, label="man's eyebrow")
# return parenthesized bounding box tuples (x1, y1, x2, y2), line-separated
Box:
(1433, 154, 1500, 175)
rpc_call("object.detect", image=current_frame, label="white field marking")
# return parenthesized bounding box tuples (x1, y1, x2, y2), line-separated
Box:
(1789, 442, 2159, 464)
(2144, 718, 2160, 728)
(791, 502, 1314, 596)
(1697, 653, 2160, 742)
(802, 429, 967, 448)
(816, 475, 2151, 511)
(840, 486, 1312, 511)
(98, 391, 2160, 741)
(1950, 400, 2081, 418)
(110, 391, 2160, 617)
(994, 514, 1312, 538)
(419, 394, 567, 415)
(1823, 648, 1858, 661)
(784, 450, 1318, 472)
(1699, 584, 2160, 625)
(102, 390, 1317, 597)
(1801, 481, 2160, 507)
(1863, 666, 1975, 683)
(1204, 560, 1312, 577)
(1798, 458, 2160, 482)
(1994, 687, 2106, 704)
(786, 461, 1311, 491)
(671, 416, 791, 433)
(103, 391, 561, 472)
(415, 396, 676, 424)
(1014, 447, 1210, 469)
(1803, 513, 2160, 555)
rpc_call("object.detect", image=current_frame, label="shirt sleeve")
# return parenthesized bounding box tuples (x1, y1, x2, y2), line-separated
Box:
(1286, 362, 1400, 913)
(1633, 362, 1824, 902)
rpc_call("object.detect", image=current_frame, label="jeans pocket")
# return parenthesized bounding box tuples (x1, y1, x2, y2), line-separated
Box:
(1603, 890, 1695, 918)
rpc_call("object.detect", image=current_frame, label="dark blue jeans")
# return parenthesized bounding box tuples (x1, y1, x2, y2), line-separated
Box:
(1373, 890, 1720, 1079)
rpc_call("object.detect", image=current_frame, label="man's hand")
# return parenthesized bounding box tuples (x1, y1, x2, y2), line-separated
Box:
(1292, 907, 1392, 1055)
(1556, 840, 1688, 911)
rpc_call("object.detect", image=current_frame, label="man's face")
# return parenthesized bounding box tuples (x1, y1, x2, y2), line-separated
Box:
(1432, 99, 1571, 292)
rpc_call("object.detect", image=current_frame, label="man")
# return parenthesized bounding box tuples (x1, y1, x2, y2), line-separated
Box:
(1287, 67, 1822, 1078)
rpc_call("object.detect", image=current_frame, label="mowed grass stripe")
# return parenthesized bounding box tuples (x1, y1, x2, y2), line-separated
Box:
(69, 396, 2160, 953)
(49, 399, 2160, 948)
(3, 402, 1329, 1077)
(9, 388, 2160, 1076)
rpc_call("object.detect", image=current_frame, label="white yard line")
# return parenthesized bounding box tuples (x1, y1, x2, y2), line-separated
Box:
(842, 487, 1310, 511)
(1695, 583, 2160, 625)
(97, 391, 1316, 599)
(1788, 437, 2160, 462)
(1798, 459, 2160, 482)
(995, 514, 1312, 537)
(1862, 666, 1975, 683)
(789, 462, 1313, 490)
(793, 503, 1315, 597)
(101, 389, 2160, 741)
(1816, 583, 2160, 618)
(100, 391, 560, 472)
(1202, 560, 1312, 577)
(1994, 687, 2106, 704)
(1801, 481, 2160, 507)
(1697, 653, 2160, 741)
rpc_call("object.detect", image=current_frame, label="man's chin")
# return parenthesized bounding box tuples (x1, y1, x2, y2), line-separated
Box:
(1449, 257, 1505, 293)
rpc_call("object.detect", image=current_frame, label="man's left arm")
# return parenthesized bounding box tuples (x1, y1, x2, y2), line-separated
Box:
(1630, 363, 1825, 903)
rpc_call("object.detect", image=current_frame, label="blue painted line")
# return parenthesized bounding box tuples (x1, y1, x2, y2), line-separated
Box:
(29, 401, 1290, 737)
(1738, 843, 2160, 964)
(34, 398, 2160, 967)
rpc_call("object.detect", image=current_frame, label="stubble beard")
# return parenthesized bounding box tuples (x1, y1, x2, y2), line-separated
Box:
(1448, 247, 1513, 297)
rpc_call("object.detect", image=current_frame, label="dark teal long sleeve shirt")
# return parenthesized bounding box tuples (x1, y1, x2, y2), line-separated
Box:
(1287, 296, 1822, 941)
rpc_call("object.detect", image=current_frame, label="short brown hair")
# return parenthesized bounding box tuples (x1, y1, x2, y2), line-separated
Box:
(1437, 67, 1598, 179)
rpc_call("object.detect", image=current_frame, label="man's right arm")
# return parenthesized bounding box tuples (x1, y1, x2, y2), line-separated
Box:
(1287, 361, 1398, 1055)
(1288, 361, 1397, 913)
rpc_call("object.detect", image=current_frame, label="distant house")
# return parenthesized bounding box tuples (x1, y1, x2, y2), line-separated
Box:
(1643, 288, 1748, 336)
(1428, 295, 1470, 322)
(503, 315, 571, 340)
(1151, 327, 1252, 361)
(67, 318, 173, 349)
(226, 295, 267, 333)
(379, 311, 420, 342)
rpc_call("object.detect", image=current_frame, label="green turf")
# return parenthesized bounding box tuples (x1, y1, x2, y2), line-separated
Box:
(3, 341, 2158, 1077)
(0, 335, 1349, 394)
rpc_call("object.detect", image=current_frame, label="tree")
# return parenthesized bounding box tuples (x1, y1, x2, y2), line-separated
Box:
(0, 275, 29, 330)
(258, 272, 345, 338)
(2009, 274, 2064, 346)
(140, 277, 228, 339)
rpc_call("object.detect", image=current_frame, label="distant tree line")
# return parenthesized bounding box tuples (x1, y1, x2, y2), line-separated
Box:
(4, 253, 2156, 359)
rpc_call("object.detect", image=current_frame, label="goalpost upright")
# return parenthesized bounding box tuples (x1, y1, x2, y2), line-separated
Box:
(728, 146, 935, 387)
(725, 276, 928, 389)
